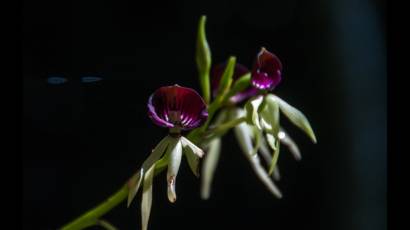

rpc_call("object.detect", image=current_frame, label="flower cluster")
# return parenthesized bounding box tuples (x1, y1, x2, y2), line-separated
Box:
(126, 16, 317, 230)
(59, 15, 317, 230)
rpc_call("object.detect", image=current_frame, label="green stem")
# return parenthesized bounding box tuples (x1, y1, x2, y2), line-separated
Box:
(205, 116, 246, 139)
(60, 185, 128, 230)
(59, 114, 247, 230)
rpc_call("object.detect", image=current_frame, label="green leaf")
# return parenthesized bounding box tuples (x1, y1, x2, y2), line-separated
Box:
(200, 138, 221, 200)
(126, 168, 143, 207)
(141, 163, 156, 230)
(268, 139, 280, 175)
(224, 73, 251, 101)
(272, 95, 317, 143)
(166, 139, 183, 203)
(216, 56, 236, 99)
(232, 108, 282, 198)
(196, 15, 212, 104)
(245, 96, 264, 129)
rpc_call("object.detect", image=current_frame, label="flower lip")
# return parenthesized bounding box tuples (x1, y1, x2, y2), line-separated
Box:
(251, 47, 282, 90)
(211, 63, 257, 104)
(148, 85, 208, 131)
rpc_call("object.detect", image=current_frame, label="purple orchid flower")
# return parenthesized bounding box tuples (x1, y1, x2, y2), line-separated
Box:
(251, 47, 282, 90)
(148, 85, 208, 132)
(211, 63, 258, 104)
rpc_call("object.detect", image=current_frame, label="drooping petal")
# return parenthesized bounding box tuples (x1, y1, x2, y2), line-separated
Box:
(200, 138, 221, 200)
(232, 108, 282, 198)
(127, 168, 144, 207)
(166, 139, 183, 203)
(251, 48, 282, 90)
(278, 128, 302, 161)
(270, 94, 317, 143)
(147, 85, 208, 130)
(141, 163, 156, 230)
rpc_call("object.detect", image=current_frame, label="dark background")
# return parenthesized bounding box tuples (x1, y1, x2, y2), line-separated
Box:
(22, 0, 386, 229)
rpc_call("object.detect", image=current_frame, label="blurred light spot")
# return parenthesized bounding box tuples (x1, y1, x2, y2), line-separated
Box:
(278, 131, 286, 139)
(47, 76, 67, 85)
(81, 76, 103, 83)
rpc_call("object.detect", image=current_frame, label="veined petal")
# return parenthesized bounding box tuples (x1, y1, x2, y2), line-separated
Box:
(147, 85, 208, 130)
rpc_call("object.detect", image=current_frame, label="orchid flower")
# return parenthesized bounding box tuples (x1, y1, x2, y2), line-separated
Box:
(59, 15, 317, 230)
(127, 85, 208, 230)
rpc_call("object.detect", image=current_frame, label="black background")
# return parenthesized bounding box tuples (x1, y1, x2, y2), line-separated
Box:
(22, 0, 386, 230)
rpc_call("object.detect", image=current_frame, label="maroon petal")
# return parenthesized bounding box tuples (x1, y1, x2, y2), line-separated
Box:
(211, 63, 254, 103)
(148, 85, 208, 130)
(251, 48, 282, 90)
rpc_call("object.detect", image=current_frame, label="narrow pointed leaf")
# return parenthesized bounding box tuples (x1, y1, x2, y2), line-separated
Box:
(268, 139, 280, 175)
(201, 138, 221, 199)
(127, 168, 143, 207)
(225, 73, 251, 100)
(141, 136, 170, 171)
(245, 96, 263, 129)
(216, 56, 236, 99)
(196, 15, 212, 103)
(232, 109, 282, 198)
(166, 139, 183, 203)
(141, 163, 156, 230)
(272, 95, 317, 143)
(279, 129, 302, 160)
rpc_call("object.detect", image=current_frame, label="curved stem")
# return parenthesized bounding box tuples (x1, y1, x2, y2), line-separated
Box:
(60, 185, 128, 230)
(59, 115, 247, 230)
